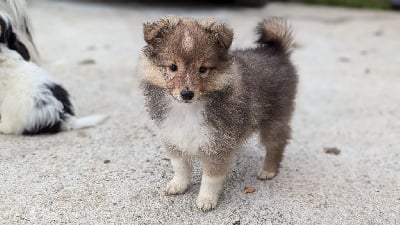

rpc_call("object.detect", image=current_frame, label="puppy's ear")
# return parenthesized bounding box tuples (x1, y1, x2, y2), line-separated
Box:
(0, 16, 10, 43)
(9, 37, 30, 60)
(199, 18, 233, 50)
(143, 16, 180, 44)
(0, 16, 30, 60)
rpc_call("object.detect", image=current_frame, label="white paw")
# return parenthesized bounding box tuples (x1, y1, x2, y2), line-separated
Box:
(196, 195, 218, 211)
(257, 170, 277, 180)
(165, 180, 189, 195)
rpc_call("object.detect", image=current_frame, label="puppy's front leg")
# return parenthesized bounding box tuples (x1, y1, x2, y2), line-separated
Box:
(165, 147, 192, 195)
(197, 151, 234, 211)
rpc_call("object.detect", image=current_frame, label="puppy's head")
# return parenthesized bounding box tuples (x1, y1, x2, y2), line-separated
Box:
(142, 16, 234, 103)
(0, 14, 30, 61)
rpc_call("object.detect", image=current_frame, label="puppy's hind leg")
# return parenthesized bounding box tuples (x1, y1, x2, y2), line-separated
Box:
(257, 122, 291, 180)
(165, 147, 193, 195)
(197, 151, 234, 211)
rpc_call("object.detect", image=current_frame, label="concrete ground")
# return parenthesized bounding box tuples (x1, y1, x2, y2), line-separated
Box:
(0, 0, 399, 224)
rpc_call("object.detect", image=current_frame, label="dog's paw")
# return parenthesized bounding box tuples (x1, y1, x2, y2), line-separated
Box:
(196, 195, 218, 211)
(165, 180, 189, 195)
(257, 169, 277, 180)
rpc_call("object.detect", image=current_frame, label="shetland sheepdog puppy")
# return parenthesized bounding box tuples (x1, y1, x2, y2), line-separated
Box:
(137, 16, 298, 211)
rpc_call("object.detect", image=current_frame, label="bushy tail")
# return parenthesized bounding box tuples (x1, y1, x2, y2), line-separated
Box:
(0, 0, 38, 61)
(256, 17, 293, 55)
(67, 115, 108, 130)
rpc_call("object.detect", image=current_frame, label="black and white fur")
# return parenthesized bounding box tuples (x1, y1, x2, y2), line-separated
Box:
(0, 0, 37, 61)
(0, 45, 106, 135)
(0, 1, 106, 135)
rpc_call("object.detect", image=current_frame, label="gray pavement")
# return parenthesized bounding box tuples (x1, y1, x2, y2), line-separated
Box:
(0, 0, 399, 224)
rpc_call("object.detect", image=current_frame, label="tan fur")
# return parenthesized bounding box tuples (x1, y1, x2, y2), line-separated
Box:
(138, 17, 298, 211)
(141, 17, 235, 102)
(182, 31, 194, 52)
(136, 55, 167, 88)
(198, 17, 234, 50)
(143, 15, 181, 44)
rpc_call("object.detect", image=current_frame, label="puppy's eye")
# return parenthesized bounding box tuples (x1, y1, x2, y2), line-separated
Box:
(169, 64, 178, 72)
(199, 67, 208, 73)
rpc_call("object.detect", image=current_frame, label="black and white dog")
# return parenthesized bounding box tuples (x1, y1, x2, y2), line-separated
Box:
(0, 0, 106, 135)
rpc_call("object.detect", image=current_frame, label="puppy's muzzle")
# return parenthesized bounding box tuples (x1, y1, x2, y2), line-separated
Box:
(180, 89, 194, 101)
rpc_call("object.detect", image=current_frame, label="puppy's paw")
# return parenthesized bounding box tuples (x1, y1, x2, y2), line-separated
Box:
(165, 180, 189, 195)
(196, 195, 218, 211)
(257, 169, 277, 180)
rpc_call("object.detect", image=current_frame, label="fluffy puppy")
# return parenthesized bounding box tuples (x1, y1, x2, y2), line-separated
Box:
(137, 16, 298, 211)
(0, 2, 106, 135)
(0, 45, 106, 135)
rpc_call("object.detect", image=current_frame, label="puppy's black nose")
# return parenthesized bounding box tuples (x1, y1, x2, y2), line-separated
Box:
(180, 89, 194, 101)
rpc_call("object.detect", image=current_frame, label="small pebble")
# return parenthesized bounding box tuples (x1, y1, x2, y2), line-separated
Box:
(77, 131, 88, 138)
(243, 186, 256, 194)
(373, 30, 383, 36)
(324, 147, 341, 155)
(79, 59, 96, 65)
(338, 57, 350, 63)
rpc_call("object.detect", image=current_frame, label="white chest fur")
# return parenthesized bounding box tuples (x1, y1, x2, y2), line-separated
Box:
(159, 100, 211, 155)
